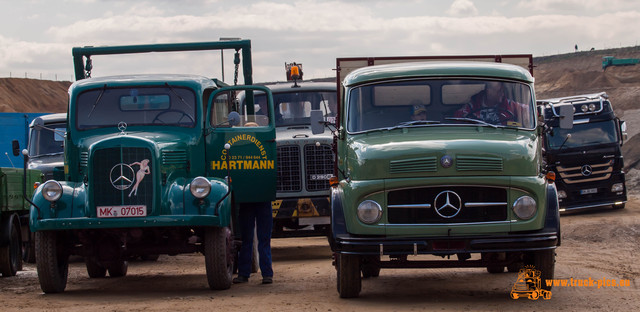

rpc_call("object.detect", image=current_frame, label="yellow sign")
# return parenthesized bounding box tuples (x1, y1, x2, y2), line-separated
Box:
(510, 265, 552, 300)
(271, 199, 282, 217)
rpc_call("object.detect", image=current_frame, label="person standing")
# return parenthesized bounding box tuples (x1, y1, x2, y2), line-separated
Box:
(233, 201, 274, 284)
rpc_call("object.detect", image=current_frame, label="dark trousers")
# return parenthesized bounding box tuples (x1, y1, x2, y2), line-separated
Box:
(238, 201, 273, 278)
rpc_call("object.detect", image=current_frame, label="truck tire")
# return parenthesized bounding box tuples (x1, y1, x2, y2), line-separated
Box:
(205, 227, 233, 290)
(85, 257, 106, 278)
(0, 221, 22, 277)
(337, 253, 361, 298)
(527, 249, 555, 291)
(23, 236, 36, 264)
(108, 260, 128, 277)
(361, 255, 380, 278)
(35, 231, 68, 293)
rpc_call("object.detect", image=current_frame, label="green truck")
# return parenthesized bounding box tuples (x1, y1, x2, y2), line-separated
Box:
(29, 40, 277, 293)
(1, 165, 41, 277)
(311, 55, 567, 298)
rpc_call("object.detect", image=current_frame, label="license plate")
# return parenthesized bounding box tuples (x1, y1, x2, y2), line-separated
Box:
(580, 188, 598, 195)
(310, 174, 332, 181)
(97, 205, 147, 218)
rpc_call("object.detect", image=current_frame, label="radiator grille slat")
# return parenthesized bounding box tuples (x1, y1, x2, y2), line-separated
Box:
(92, 147, 153, 210)
(390, 157, 437, 173)
(304, 144, 333, 192)
(276, 145, 301, 192)
(456, 155, 503, 171)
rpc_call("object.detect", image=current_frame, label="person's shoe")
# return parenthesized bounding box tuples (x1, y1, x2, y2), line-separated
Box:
(262, 276, 273, 284)
(233, 276, 249, 284)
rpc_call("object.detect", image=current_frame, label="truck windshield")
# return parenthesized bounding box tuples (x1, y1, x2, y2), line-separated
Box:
(253, 91, 337, 127)
(28, 122, 65, 157)
(76, 86, 196, 130)
(546, 120, 618, 150)
(346, 79, 535, 133)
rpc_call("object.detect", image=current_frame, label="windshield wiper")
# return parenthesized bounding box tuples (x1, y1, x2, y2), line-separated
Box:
(445, 117, 497, 129)
(165, 82, 193, 110)
(88, 84, 107, 118)
(395, 120, 440, 127)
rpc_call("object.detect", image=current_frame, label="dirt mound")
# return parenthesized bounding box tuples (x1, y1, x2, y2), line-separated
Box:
(0, 78, 70, 113)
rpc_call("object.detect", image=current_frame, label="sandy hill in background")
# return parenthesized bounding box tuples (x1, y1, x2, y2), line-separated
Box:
(1, 47, 639, 187)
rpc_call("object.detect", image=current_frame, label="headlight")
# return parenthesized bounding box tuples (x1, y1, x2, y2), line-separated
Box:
(557, 190, 567, 199)
(512, 196, 537, 220)
(42, 180, 63, 202)
(190, 177, 211, 199)
(611, 183, 624, 192)
(357, 200, 382, 224)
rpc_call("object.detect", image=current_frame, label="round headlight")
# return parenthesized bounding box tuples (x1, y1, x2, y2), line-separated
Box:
(513, 196, 537, 220)
(357, 200, 382, 224)
(589, 103, 596, 111)
(581, 104, 588, 112)
(42, 180, 63, 202)
(190, 177, 211, 199)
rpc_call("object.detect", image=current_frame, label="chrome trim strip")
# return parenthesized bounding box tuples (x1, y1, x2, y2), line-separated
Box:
(560, 200, 627, 211)
(380, 220, 512, 226)
(388, 204, 432, 209)
(464, 202, 508, 207)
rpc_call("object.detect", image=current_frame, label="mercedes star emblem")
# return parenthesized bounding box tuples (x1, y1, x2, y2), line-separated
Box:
(441, 155, 453, 168)
(434, 190, 462, 218)
(118, 121, 127, 135)
(110, 163, 135, 190)
(581, 165, 593, 177)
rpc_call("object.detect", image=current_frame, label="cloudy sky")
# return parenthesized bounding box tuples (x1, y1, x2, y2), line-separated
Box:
(1, 0, 639, 83)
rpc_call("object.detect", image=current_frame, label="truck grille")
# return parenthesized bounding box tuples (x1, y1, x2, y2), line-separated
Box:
(456, 155, 503, 171)
(387, 186, 507, 224)
(92, 147, 153, 210)
(304, 144, 333, 192)
(557, 159, 613, 184)
(276, 145, 301, 192)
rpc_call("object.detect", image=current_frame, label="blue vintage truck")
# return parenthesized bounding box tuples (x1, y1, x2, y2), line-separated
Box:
(29, 40, 277, 293)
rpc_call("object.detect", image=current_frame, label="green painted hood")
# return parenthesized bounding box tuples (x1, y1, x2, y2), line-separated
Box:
(344, 126, 540, 180)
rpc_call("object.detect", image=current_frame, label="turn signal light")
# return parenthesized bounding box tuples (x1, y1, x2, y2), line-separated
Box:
(329, 176, 339, 187)
(546, 171, 556, 182)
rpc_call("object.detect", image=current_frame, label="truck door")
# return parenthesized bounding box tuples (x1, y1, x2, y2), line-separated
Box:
(205, 86, 277, 203)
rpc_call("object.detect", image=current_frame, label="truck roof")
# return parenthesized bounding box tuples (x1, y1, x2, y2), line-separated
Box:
(29, 113, 66, 128)
(343, 61, 534, 87)
(262, 81, 335, 93)
(70, 74, 218, 89)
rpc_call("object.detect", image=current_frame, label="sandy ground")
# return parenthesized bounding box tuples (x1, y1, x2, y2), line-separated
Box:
(1, 197, 639, 311)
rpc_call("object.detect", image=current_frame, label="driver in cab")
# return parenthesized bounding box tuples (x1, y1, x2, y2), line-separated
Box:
(454, 81, 523, 125)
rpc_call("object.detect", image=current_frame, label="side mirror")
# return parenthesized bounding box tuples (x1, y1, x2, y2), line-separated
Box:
(228, 111, 240, 126)
(12, 140, 20, 156)
(558, 104, 574, 129)
(620, 120, 628, 144)
(310, 110, 325, 135)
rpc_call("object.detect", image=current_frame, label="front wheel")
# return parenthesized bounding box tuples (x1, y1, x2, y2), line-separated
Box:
(527, 249, 555, 291)
(85, 257, 107, 278)
(205, 227, 234, 290)
(35, 231, 69, 293)
(107, 260, 128, 277)
(337, 253, 361, 298)
(0, 221, 22, 277)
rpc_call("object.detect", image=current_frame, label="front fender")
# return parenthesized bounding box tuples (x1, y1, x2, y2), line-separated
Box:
(30, 181, 85, 232)
(173, 177, 231, 226)
(329, 186, 347, 251)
